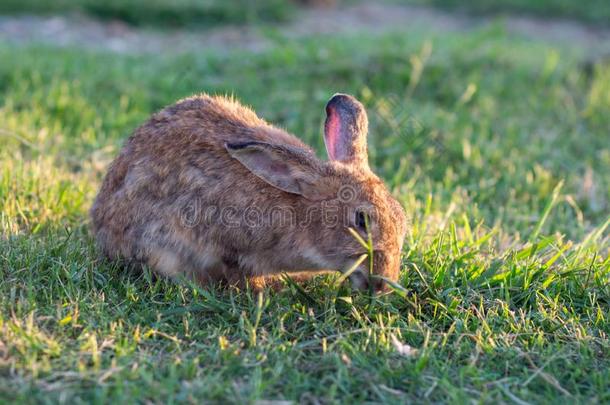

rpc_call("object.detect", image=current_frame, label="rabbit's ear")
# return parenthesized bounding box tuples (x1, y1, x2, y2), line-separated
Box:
(225, 142, 327, 200)
(324, 94, 369, 167)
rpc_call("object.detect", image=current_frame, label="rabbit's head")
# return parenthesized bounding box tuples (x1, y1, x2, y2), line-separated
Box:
(226, 94, 407, 291)
(318, 94, 408, 290)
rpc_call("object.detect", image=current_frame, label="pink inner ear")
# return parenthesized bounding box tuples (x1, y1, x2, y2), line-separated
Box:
(325, 107, 342, 161)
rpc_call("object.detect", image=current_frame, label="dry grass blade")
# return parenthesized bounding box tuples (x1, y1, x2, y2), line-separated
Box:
(334, 253, 369, 288)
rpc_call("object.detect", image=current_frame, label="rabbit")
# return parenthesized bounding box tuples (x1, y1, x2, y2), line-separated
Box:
(90, 93, 408, 292)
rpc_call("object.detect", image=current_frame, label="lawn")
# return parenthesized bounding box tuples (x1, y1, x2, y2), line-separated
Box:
(0, 0, 294, 27)
(403, 0, 610, 26)
(0, 2, 609, 403)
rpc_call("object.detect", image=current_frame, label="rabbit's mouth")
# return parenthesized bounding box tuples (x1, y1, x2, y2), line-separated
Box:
(348, 268, 387, 292)
(346, 251, 393, 292)
(348, 268, 369, 291)
(346, 257, 375, 291)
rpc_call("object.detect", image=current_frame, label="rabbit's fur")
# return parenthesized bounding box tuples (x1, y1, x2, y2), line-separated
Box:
(90, 93, 407, 291)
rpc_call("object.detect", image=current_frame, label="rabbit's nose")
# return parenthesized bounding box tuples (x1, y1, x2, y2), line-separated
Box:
(372, 250, 399, 285)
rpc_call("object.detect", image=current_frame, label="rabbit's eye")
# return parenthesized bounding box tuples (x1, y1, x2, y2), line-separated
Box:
(355, 211, 367, 232)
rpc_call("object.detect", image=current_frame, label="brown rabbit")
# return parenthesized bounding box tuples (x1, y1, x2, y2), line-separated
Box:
(90, 93, 407, 291)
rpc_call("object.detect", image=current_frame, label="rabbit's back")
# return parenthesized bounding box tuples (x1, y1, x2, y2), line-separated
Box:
(90, 94, 310, 267)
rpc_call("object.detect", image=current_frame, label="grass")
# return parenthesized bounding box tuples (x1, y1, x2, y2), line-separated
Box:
(0, 0, 295, 27)
(1, 10, 609, 405)
(402, 0, 610, 26)
(3, 0, 610, 28)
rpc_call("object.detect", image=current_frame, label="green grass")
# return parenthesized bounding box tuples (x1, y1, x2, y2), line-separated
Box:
(0, 0, 295, 27)
(1, 20, 609, 404)
(402, 0, 610, 26)
(4, 0, 610, 28)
